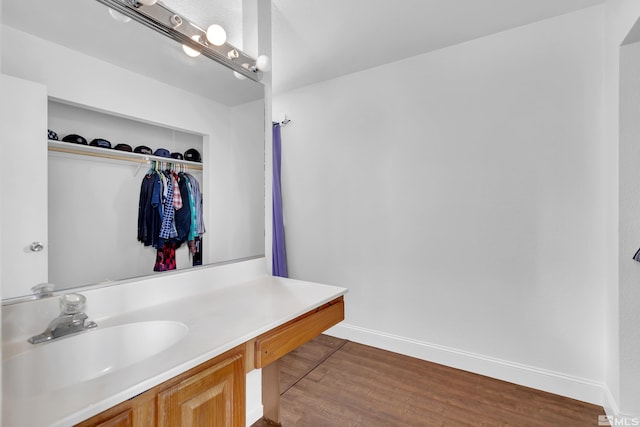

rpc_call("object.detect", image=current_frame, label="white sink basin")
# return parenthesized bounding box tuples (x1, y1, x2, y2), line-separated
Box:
(3, 320, 188, 397)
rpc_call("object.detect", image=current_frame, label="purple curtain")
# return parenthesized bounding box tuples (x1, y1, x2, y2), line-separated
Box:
(272, 123, 288, 277)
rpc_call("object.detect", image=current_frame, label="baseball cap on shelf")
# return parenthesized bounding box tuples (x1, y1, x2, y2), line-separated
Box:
(184, 148, 201, 163)
(48, 130, 59, 141)
(114, 143, 133, 152)
(90, 138, 112, 149)
(170, 152, 184, 160)
(134, 145, 152, 155)
(62, 134, 88, 145)
(154, 148, 171, 158)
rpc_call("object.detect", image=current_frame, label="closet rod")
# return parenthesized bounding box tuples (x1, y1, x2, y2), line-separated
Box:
(48, 140, 203, 171)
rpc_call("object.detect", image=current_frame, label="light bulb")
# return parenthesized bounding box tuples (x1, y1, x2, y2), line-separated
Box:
(108, 8, 131, 23)
(182, 35, 201, 58)
(256, 55, 271, 72)
(206, 24, 227, 46)
(233, 71, 247, 80)
(137, 0, 158, 5)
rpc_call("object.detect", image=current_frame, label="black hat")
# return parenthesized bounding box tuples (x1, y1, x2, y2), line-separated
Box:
(48, 130, 59, 141)
(154, 148, 171, 158)
(184, 148, 201, 163)
(62, 134, 87, 145)
(114, 143, 133, 152)
(170, 152, 184, 160)
(134, 145, 153, 155)
(90, 138, 112, 149)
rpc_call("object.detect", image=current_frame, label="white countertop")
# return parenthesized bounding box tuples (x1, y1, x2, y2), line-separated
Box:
(2, 275, 347, 427)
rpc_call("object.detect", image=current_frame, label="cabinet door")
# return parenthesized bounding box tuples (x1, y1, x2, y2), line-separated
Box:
(74, 387, 155, 427)
(0, 74, 48, 299)
(93, 409, 133, 427)
(158, 353, 245, 427)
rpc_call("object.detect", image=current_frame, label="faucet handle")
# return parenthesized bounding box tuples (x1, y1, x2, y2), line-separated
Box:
(60, 293, 86, 314)
(31, 283, 55, 298)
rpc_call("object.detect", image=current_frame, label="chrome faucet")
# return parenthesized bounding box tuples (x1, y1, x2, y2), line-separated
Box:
(28, 293, 97, 344)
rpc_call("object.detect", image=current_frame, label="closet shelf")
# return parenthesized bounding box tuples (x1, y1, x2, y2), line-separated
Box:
(47, 140, 203, 170)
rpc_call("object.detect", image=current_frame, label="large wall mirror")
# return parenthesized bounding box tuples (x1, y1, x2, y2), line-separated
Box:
(1, 0, 265, 302)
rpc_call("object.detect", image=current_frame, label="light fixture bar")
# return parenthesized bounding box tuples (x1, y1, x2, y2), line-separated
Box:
(95, 0, 262, 82)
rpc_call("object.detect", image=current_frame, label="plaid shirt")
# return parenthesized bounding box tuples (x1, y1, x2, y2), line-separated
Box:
(159, 174, 175, 240)
(172, 173, 183, 210)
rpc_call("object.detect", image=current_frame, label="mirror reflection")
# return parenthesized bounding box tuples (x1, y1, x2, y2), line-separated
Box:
(1, 0, 265, 301)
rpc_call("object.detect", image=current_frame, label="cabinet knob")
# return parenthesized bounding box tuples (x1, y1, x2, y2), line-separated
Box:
(30, 242, 45, 252)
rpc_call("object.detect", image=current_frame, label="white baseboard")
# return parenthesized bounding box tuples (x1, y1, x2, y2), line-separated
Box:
(601, 386, 640, 426)
(326, 322, 607, 408)
(246, 404, 264, 427)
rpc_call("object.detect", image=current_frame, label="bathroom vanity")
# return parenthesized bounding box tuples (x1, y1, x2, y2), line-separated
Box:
(1, 259, 347, 427)
(75, 297, 344, 427)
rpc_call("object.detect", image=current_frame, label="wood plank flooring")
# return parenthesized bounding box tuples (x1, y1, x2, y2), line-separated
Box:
(252, 335, 605, 427)
(280, 334, 348, 394)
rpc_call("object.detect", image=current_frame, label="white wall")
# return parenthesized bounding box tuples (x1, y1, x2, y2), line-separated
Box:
(215, 99, 266, 261)
(0, 5, 4, 422)
(618, 29, 640, 418)
(603, 0, 640, 418)
(274, 6, 606, 404)
(619, 40, 640, 417)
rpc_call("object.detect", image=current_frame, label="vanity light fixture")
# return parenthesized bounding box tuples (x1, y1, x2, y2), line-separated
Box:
(95, 0, 264, 81)
(170, 14, 183, 28)
(182, 35, 203, 58)
(108, 8, 132, 22)
(206, 24, 227, 46)
(255, 55, 271, 72)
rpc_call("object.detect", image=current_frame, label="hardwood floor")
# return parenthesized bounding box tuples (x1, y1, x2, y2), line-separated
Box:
(252, 335, 605, 427)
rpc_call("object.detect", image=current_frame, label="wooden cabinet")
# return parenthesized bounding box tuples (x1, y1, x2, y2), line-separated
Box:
(75, 347, 245, 427)
(157, 353, 245, 427)
(92, 410, 133, 427)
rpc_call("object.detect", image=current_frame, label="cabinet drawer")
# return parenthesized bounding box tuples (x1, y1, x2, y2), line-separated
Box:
(93, 409, 132, 427)
(254, 297, 344, 368)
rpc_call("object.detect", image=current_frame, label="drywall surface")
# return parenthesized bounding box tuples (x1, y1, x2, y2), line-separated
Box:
(274, 6, 606, 403)
(604, 0, 640, 417)
(619, 39, 640, 418)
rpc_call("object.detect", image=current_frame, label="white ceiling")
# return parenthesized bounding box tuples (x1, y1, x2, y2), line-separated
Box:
(2, 0, 605, 100)
(270, 0, 605, 93)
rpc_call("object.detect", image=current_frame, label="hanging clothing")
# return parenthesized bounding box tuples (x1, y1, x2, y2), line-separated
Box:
(137, 164, 205, 271)
(192, 236, 203, 266)
(137, 173, 162, 248)
(172, 172, 183, 210)
(175, 174, 192, 242)
(185, 172, 205, 236)
(180, 173, 198, 244)
(158, 171, 175, 241)
(153, 241, 178, 271)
